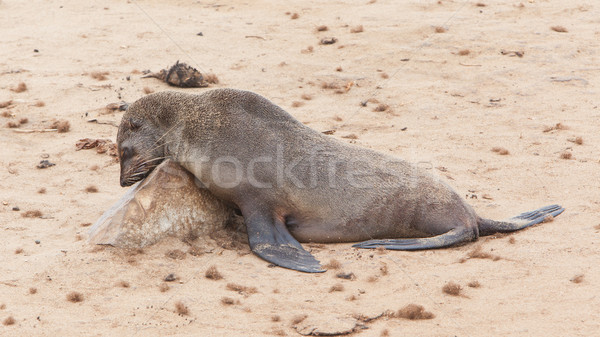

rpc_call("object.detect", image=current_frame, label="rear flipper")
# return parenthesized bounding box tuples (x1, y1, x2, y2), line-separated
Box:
(352, 227, 475, 250)
(478, 204, 565, 236)
(244, 210, 324, 273)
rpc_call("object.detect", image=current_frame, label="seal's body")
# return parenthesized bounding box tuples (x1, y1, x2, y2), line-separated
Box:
(117, 89, 564, 272)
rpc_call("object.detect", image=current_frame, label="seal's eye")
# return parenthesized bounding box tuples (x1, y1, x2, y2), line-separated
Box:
(120, 146, 134, 160)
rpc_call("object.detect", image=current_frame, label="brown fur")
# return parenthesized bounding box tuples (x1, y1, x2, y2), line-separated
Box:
(116, 89, 561, 271)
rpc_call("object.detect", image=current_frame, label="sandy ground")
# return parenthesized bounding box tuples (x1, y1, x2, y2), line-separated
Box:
(1, 0, 599, 336)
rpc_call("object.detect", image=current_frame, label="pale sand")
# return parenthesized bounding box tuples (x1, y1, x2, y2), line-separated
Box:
(1, 0, 599, 336)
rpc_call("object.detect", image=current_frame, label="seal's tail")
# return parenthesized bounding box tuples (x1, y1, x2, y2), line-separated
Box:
(477, 204, 565, 236)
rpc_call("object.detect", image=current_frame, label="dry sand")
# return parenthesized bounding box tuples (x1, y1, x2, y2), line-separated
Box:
(1, 0, 599, 336)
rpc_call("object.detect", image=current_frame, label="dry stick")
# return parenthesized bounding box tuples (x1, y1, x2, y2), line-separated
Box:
(12, 129, 58, 133)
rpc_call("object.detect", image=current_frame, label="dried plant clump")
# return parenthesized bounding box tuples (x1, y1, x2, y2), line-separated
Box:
(465, 246, 501, 261)
(291, 101, 304, 108)
(66, 291, 84, 303)
(491, 147, 510, 155)
(373, 104, 389, 112)
(380, 264, 388, 276)
(395, 304, 435, 320)
(117, 280, 130, 288)
(165, 249, 186, 260)
(316, 25, 328, 32)
(324, 259, 341, 269)
(204, 73, 219, 84)
(29, 287, 38, 294)
(226, 283, 258, 296)
(508, 237, 516, 244)
(38, 187, 46, 194)
(175, 301, 189, 315)
(467, 280, 481, 288)
(290, 13, 299, 19)
(6, 122, 19, 128)
(570, 274, 584, 284)
(22, 210, 42, 218)
(11, 82, 28, 93)
(301, 94, 312, 100)
(0, 100, 13, 109)
(329, 283, 344, 292)
(380, 72, 389, 79)
(551, 26, 568, 33)
(3, 316, 15, 326)
(321, 82, 340, 90)
(205, 265, 223, 280)
(543, 123, 568, 132)
(19, 118, 28, 125)
(443, 282, 462, 296)
(458, 49, 470, 56)
(367, 275, 379, 283)
(221, 297, 237, 305)
(560, 151, 572, 160)
(35, 101, 45, 107)
(15, 248, 24, 254)
(159, 283, 170, 292)
(90, 71, 109, 80)
(143, 87, 154, 94)
(50, 119, 70, 133)
(350, 25, 364, 33)
(85, 185, 98, 193)
(434, 26, 447, 33)
(271, 315, 281, 322)
(568, 136, 583, 145)
(291, 314, 308, 325)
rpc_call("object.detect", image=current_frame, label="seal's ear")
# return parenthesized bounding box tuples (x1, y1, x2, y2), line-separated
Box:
(124, 118, 142, 131)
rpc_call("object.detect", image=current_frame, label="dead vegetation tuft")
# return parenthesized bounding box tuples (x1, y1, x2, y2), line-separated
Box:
(90, 71, 109, 81)
(328, 283, 345, 292)
(442, 282, 462, 296)
(205, 265, 223, 280)
(66, 291, 84, 303)
(175, 301, 189, 315)
(291, 314, 308, 325)
(570, 274, 584, 284)
(85, 185, 98, 193)
(467, 280, 481, 288)
(491, 147, 510, 155)
(22, 210, 43, 218)
(3, 316, 15, 326)
(393, 304, 435, 320)
(11, 82, 27, 93)
(350, 25, 364, 33)
(543, 123, 568, 132)
(551, 26, 568, 33)
(560, 151, 572, 160)
(226, 283, 258, 296)
(50, 119, 70, 133)
(324, 259, 341, 269)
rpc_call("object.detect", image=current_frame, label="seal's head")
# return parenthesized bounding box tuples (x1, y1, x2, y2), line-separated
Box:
(117, 115, 166, 187)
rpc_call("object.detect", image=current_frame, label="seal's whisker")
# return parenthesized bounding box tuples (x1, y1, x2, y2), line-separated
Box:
(148, 120, 182, 150)
(139, 156, 168, 166)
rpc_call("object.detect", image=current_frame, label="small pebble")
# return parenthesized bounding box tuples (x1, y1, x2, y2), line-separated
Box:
(35, 240, 41, 244)
(12, 206, 20, 211)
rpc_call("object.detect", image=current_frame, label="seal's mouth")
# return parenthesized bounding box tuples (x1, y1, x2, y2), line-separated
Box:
(120, 157, 164, 187)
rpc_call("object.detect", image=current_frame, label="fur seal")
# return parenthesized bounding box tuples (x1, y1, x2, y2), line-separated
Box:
(117, 89, 564, 273)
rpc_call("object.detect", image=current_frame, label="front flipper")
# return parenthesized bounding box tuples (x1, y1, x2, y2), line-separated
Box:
(352, 227, 473, 250)
(245, 211, 324, 273)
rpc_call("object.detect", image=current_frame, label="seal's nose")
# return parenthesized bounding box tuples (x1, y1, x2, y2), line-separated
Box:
(120, 176, 128, 187)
